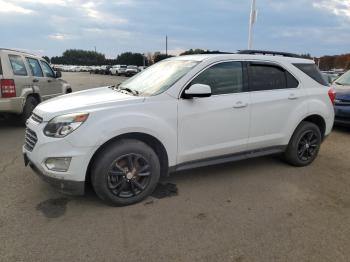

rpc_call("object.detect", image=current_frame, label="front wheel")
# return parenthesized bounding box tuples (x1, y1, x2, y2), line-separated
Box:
(284, 121, 322, 167)
(91, 139, 160, 206)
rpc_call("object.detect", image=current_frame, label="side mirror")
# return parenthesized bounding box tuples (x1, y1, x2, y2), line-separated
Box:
(55, 71, 62, 78)
(184, 84, 211, 98)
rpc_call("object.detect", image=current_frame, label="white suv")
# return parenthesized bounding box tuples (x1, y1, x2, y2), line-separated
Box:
(23, 50, 335, 206)
(109, 65, 127, 76)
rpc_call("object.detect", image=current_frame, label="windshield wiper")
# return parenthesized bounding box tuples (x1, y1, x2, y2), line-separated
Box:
(335, 82, 344, 86)
(112, 85, 139, 96)
(120, 87, 139, 96)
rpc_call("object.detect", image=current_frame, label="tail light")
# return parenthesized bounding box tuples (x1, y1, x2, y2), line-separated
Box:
(1, 79, 16, 98)
(328, 88, 336, 105)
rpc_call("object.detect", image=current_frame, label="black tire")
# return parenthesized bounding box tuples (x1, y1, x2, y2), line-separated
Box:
(20, 96, 39, 125)
(284, 121, 322, 167)
(91, 139, 160, 206)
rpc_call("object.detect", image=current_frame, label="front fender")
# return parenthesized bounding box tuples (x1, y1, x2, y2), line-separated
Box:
(61, 82, 71, 93)
(66, 104, 178, 166)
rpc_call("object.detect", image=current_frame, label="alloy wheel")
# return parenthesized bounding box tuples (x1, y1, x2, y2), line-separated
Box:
(107, 153, 151, 198)
(297, 130, 319, 162)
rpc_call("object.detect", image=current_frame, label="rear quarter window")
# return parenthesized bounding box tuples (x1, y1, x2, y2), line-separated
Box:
(293, 63, 327, 86)
(9, 54, 28, 76)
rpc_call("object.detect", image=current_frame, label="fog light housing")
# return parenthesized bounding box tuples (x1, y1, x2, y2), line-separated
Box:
(45, 157, 71, 172)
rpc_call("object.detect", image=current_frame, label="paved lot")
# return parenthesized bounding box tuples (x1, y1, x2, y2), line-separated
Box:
(1, 72, 350, 262)
(61, 72, 128, 92)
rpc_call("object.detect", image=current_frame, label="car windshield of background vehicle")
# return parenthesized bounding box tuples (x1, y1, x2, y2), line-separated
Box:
(119, 60, 199, 96)
(335, 70, 350, 86)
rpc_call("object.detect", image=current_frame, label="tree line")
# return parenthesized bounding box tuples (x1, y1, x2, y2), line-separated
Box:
(47, 49, 350, 71)
(315, 54, 350, 71)
(50, 49, 172, 66)
(48, 48, 227, 66)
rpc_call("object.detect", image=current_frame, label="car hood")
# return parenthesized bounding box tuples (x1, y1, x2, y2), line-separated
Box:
(34, 86, 144, 121)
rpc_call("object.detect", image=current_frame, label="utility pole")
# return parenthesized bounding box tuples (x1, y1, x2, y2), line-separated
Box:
(248, 0, 257, 49)
(94, 46, 96, 53)
(166, 35, 168, 56)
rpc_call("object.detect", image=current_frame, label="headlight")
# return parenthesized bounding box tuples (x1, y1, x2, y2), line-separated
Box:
(43, 113, 89, 138)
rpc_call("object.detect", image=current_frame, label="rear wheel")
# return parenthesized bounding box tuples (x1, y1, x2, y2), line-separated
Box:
(20, 96, 38, 125)
(284, 121, 322, 166)
(91, 139, 160, 206)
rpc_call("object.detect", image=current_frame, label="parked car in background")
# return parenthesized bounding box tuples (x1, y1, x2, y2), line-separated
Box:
(322, 72, 339, 85)
(138, 66, 147, 71)
(125, 65, 139, 77)
(24, 50, 334, 206)
(333, 70, 350, 126)
(0, 48, 72, 123)
(110, 65, 127, 76)
(97, 65, 108, 75)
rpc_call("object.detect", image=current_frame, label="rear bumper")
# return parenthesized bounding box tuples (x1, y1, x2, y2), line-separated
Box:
(25, 153, 85, 195)
(334, 105, 350, 126)
(334, 117, 350, 126)
(0, 97, 24, 114)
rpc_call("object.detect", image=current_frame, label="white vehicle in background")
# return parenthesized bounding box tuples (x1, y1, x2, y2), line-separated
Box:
(138, 66, 147, 71)
(110, 65, 127, 76)
(125, 65, 139, 77)
(24, 50, 335, 206)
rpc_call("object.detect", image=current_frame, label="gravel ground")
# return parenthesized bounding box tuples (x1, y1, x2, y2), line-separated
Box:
(0, 72, 350, 262)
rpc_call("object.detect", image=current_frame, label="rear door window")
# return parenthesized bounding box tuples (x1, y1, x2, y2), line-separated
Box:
(293, 63, 327, 86)
(286, 71, 299, 89)
(9, 55, 28, 76)
(40, 60, 55, 78)
(249, 63, 286, 91)
(26, 57, 43, 77)
(248, 63, 299, 91)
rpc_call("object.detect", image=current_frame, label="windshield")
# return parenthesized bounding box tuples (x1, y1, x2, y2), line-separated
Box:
(335, 70, 350, 86)
(119, 59, 199, 96)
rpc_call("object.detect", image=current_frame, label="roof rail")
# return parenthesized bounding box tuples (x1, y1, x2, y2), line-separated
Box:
(237, 50, 304, 58)
(0, 48, 36, 56)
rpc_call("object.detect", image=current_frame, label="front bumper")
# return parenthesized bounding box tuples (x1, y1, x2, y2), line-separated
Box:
(23, 116, 97, 195)
(0, 97, 25, 114)
(25, 153, 85, 195)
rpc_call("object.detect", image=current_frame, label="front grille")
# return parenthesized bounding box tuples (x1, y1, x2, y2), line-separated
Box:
(31, 113, 43, 124)
(24, 128, 38, 151)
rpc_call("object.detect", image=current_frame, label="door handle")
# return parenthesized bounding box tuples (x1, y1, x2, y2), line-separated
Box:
(33, 79, 39, 83)
(288, 94, 298, 100)
(233, 101, 248, 108)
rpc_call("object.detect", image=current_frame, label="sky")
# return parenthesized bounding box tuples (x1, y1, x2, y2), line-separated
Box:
(0, 0, 349, 58)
